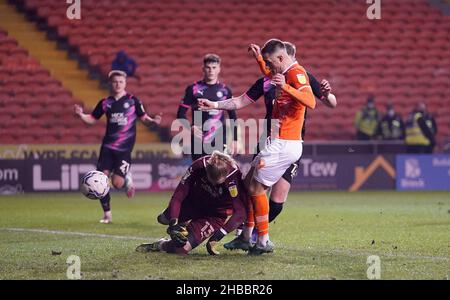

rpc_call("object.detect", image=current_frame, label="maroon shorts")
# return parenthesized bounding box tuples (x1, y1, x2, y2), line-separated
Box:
(174, 199, 226, 249)
(185, 216, 225, 249)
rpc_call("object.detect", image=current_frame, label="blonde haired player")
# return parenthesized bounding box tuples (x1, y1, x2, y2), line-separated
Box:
(74, 70, 162, 223)
(136, 151, 248, 255)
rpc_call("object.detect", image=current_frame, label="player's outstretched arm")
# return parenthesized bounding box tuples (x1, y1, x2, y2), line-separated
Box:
(198, 95, 253, 111)
(319, 79, 337, 108)
(140, 113, 162, 125)
(248, 44, 271, 77)
(74, 104, 97, 125)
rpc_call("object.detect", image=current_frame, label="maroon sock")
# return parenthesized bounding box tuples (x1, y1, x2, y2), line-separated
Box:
(100, 193, 111, 212)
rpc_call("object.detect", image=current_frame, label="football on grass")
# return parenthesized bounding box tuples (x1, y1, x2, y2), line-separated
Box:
(81, 171, 110, 200)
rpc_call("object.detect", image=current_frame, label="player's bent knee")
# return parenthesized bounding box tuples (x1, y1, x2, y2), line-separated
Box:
(270, 190, 289, 203)
(112, 176, 125, 189)
(271, 178, 291, 203)
(112, 182, 124, 189)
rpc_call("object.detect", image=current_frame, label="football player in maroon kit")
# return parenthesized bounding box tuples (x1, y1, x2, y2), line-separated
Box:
(136, 151, 248, 255)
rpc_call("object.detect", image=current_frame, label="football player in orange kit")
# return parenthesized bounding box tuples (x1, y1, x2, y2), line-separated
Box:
(222, 41, 337, 250)
(199, 39, 316, 254)
(245, 41, 336, 223)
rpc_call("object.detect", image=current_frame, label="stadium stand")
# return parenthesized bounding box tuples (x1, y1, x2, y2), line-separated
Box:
(1, 0, 450, 148)
(0, 28, 106, 144)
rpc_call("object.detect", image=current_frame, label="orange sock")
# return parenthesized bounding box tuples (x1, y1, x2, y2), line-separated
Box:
(252, 193, 269, 237)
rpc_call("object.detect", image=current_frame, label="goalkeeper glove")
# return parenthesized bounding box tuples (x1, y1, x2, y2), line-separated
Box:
(167, 218, 189, 246)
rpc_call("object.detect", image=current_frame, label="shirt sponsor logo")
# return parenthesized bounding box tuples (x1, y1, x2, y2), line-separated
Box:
(110, 113, 128, 126)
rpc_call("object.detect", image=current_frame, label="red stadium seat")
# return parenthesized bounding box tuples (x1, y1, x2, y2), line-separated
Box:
(1, 0, 448, 144)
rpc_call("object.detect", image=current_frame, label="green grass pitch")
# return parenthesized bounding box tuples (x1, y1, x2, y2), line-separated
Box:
(0, 191, 449, 280)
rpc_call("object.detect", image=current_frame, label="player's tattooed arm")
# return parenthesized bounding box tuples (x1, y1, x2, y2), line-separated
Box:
(198, 95, 253, 111)
(217, 98, 238, 110)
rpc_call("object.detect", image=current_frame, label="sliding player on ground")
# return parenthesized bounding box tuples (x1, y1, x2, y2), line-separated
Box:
(136, 151, 248, 255)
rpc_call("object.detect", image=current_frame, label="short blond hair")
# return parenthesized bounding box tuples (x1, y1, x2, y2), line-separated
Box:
(108, 70, 127, 80)
(205, 151, 237, 182)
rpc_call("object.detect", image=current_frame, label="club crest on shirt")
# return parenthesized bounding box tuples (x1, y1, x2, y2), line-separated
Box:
(123, 102, 130, 109)
(297, 74, 307, 84)
(228, 185, 238, 198)
(216, 91, 224, 98)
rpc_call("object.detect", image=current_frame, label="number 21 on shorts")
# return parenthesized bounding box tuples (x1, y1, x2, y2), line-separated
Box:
(120, 160, 130, 175)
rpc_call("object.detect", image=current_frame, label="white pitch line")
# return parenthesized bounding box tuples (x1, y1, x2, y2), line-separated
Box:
(1, 227, 154, 242)
(2, 227, 448, 262)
